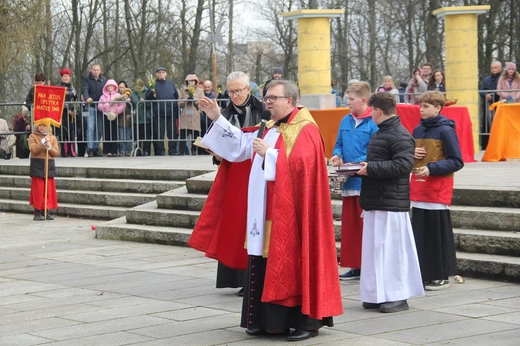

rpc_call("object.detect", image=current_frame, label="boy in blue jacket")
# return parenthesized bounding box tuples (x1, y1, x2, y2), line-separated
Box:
(330, 82, 379, 280)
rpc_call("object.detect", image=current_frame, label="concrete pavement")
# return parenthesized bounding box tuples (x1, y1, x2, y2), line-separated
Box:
(0, 154, 519, 345)
(0, 214, 519, 345)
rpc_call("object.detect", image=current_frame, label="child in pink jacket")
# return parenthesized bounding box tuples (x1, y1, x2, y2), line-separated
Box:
(97, 79, 126, 156)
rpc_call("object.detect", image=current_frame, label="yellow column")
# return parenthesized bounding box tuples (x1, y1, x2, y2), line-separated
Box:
(433, 6, 490, 154)
(283, 10, 344, 95)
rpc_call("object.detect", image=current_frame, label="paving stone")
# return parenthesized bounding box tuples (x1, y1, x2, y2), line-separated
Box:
(380, 318, 519, 344)
(483, 311, 520, 325)
(31, 315, 172, 341)
(39, 331, 153, 346)
(0, 333, 53, 346)
(152, 307, 233, 321)
(434, 303, 519, 318)
(0, 317, 80, 336)
(334, 310, 466, 336)
(427, 329, 520, 346)
(130, 313, 239, 339)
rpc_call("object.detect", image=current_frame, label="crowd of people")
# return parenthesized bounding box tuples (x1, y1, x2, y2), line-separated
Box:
(4, 59, 517, 159)
(2, 64, 286, 159)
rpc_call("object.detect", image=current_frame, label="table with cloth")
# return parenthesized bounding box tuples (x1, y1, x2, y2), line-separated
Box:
(310, 104, 476, 163)
(482, 103, 520, 162)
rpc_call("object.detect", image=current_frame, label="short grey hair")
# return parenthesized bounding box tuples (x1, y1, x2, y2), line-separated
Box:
(348, 79, 360, 86)
(491, 61, 502, 67)
(266, 80, 299, 106)
(226, 71, 249, 87)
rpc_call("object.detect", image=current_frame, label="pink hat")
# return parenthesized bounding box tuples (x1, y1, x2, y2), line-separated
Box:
(506, 62, 516, 70)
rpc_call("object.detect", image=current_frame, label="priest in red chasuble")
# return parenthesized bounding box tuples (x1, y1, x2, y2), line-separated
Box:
(197, 80, 343, 342)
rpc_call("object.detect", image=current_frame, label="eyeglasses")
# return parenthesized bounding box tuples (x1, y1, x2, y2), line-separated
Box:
(228, 85, 249, 96)
(263, 95, 290, 103)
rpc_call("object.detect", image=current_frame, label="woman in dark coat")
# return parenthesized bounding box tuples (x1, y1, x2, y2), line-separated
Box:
(57, 68, 78, 157)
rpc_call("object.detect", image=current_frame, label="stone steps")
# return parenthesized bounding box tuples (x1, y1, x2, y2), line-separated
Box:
(451, 205, 520, 232)
(0, 187, 157, 208)
(0, 164, 208, 219)
(0, 175, 184, 194)
(3, 160, 519, 283)
(95, 217, 520, 283)
(457, 252, 520, 283)
(95, 216, 192, 246)
(452, 188, 520, 208)
(125, 201, 200, 228)
(455, 229, 520, 257)
(0, 164, 211, 181)
(0, 199, 127, 220)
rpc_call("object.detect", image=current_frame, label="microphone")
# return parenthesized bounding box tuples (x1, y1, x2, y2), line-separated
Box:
(257, 110, 271, 138)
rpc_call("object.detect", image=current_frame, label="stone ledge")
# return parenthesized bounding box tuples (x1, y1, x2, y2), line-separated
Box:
(457, 252, 520, 282)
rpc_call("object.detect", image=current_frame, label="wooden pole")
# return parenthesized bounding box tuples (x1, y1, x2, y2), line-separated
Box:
(208, 0, 218, 99)
(43, 119, 51, 220)
(44, 139, 49, 220)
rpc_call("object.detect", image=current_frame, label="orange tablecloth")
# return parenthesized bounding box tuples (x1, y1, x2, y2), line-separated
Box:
(310, 105, 476, 162)
(310, 108, 350, 157)
(482, 103, 520, 162)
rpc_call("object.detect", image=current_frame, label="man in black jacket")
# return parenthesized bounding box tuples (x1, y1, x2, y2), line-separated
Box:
(479, 61, 502, 149)
(146, 67, 180, 156)
(356, 92, 424, 314)
(81, 63, 107, 157)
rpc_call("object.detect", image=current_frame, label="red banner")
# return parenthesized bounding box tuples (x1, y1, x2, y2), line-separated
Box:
(33, 85, 66, 128)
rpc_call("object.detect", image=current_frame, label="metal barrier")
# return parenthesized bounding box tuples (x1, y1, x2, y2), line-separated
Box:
(134, 98, 229, 157)
(1, 97, 236, 158)
(60, 100, 135, 157)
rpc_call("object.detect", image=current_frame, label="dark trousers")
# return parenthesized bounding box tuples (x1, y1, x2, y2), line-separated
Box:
(104, 117, 118, 155)
(179, 129, 200, 155)
(153, 116, 178, 155)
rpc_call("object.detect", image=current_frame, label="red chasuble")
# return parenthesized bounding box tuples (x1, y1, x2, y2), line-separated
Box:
(188, 126, 258, 270)
(261, 107, 343, 320)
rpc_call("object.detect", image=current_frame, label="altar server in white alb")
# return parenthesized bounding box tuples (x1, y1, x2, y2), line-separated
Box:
(355, 92, 424, 313)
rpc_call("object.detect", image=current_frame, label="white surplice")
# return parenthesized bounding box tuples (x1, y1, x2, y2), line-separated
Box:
(360, 210, 425, 303)
(201, 116, 280, 256)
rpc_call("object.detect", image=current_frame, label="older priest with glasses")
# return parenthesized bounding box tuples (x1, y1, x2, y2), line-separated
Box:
(196, 80, 343, 341)
(189, 71, 264, 297)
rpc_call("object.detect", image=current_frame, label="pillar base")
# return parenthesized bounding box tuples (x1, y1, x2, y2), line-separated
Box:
(300, 94, 336, 110)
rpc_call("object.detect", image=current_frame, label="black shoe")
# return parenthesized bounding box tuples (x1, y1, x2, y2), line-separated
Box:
(237, 288, 244, 297)
(93, 150, 102, 157)
(245, 329, 265, 336)
(287, 329, 319, 341)
(339, 268, 361, 280)
(380, 300, 409, 313)
(143, 152, 149, 156)
(45, 214, 54, 221)
(362, 302, 382, 309)
(33, 210, 45, 221)
(88, 149, 94, 157)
